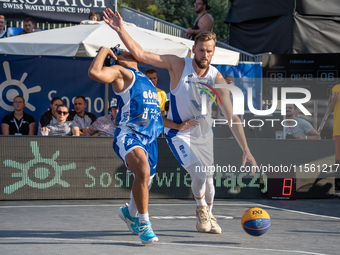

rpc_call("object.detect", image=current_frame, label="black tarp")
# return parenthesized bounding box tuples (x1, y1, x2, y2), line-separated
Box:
(225, 0, 340, 54)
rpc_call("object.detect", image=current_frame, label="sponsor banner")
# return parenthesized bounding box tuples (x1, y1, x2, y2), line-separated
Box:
(0, 137, 268, 200)
(0, 0, 116, 23)
(0, 55, 108, 134)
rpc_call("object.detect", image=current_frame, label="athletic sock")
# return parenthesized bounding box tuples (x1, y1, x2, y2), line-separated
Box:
(207, 203, 213, 213)
(128, 191, 138, 217)
(139, 213, 150, 223)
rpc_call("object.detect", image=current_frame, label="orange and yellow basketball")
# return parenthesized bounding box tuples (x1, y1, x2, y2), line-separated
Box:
(241, 207, 271, 236)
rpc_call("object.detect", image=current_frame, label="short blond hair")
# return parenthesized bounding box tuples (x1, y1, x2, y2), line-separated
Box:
(194, 31, 216, 46)
(0, 15, 5, 20)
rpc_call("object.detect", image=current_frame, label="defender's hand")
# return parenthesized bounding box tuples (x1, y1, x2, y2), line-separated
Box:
(103, 8, 124, 32)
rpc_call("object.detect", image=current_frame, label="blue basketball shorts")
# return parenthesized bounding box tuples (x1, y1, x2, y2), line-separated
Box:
(113, 128, 158, 176)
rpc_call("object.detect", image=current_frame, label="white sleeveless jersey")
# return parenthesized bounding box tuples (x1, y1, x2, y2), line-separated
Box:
(164, 58, 218, 145)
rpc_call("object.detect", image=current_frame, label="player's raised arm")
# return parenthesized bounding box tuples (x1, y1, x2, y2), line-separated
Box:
(215, 73, 257, 170)
(103, 8, 181, 71)
(88, 46, 120, 84)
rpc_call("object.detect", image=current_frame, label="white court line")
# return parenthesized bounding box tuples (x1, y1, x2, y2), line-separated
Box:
(1, 203, 339, 220)
(0, 203, 257, 209)
(238, 203, 340, 221)
(152, 215, 233, 219)
(0, 237, 330, 255)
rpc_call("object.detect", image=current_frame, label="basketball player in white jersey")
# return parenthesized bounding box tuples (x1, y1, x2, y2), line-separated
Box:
(103, 8, 257, 234)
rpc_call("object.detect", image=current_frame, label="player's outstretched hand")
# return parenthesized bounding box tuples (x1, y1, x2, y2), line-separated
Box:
(241, 150, 258, 175)
(103, 8, 123, 32)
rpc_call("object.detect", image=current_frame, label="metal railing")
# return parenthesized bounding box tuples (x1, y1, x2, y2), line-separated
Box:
(121, 5, 186, 38)
(121, 5, 260, 62)
(6, 21, 76, 31)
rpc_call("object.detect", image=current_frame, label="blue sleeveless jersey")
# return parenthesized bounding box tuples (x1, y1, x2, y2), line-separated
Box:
(114, 67, 163, 143)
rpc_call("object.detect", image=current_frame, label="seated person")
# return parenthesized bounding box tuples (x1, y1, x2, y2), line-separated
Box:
(38, 97, 63, 135)
(0, 15, 7, 38)
(41, 104, 80, 136)
(17, 17, 39, 35)
(285, 104, 320, 139)
(89, 11, 101, 21)
(83, 99, 118, 137)
(68, 95, 96, 135)
(1, 95, 35, 135)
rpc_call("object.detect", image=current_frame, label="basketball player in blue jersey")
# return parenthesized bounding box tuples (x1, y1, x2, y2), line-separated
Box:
(103, 9, 257, 235)
(88, 46, 164, 244)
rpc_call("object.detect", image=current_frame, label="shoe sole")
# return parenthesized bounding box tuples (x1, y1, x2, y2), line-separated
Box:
(209, 228, 222, 234)
(196, 222, 211, 233)
(118, 207, 138, 235)
(140, 236, 159, 245)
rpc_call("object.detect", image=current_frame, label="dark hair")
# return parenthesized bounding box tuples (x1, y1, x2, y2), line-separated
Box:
(89, 11, 100, 21)
(13, 95, 25, 103)
(46, 97, 63, 119)
(145, 69, 157, 75)
(56, 104, 69, 112)
(202, 0, 211, 10)
(24, 17, 34, 24)
(51, 97, 62, 104)
(75, 95, 86, 103)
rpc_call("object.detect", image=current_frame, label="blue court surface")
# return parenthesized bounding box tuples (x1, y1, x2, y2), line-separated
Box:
(1, 198, 339, 255)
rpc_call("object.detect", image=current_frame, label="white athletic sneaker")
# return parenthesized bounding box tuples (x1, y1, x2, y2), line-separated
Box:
(209, 213, 222, 234)
(196, 205, 211, 232)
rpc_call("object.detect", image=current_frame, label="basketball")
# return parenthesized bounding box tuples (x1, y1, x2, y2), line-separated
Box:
(241, 207, 271, 236)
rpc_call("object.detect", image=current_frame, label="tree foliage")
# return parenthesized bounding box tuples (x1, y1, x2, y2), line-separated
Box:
(118, 0, 154, 12)
(154, 0, 196, 28)
(119, 0, 231, 41)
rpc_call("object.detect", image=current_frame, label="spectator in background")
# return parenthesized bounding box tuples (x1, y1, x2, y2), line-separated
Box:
(145, 69, 167, 116)
(89, 11, 101, 21)
(68, 96, 96, 135)
(1, 95, 35, 135)
(0, 15, 7, 38)
(38, 97, 63, 135)
(329, 84, 340, 188)
(17, 17, 39, 35)
(83, 98, 118, 137)
(41, 104, 80, 136)
(285, 104, 320, 139)
(185, 0, 214, 40)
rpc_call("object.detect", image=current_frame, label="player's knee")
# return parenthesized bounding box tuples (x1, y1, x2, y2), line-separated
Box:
(192, 176, 206, 187)
(134, 164, 150, 182)
(206, 176, 214, 185)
